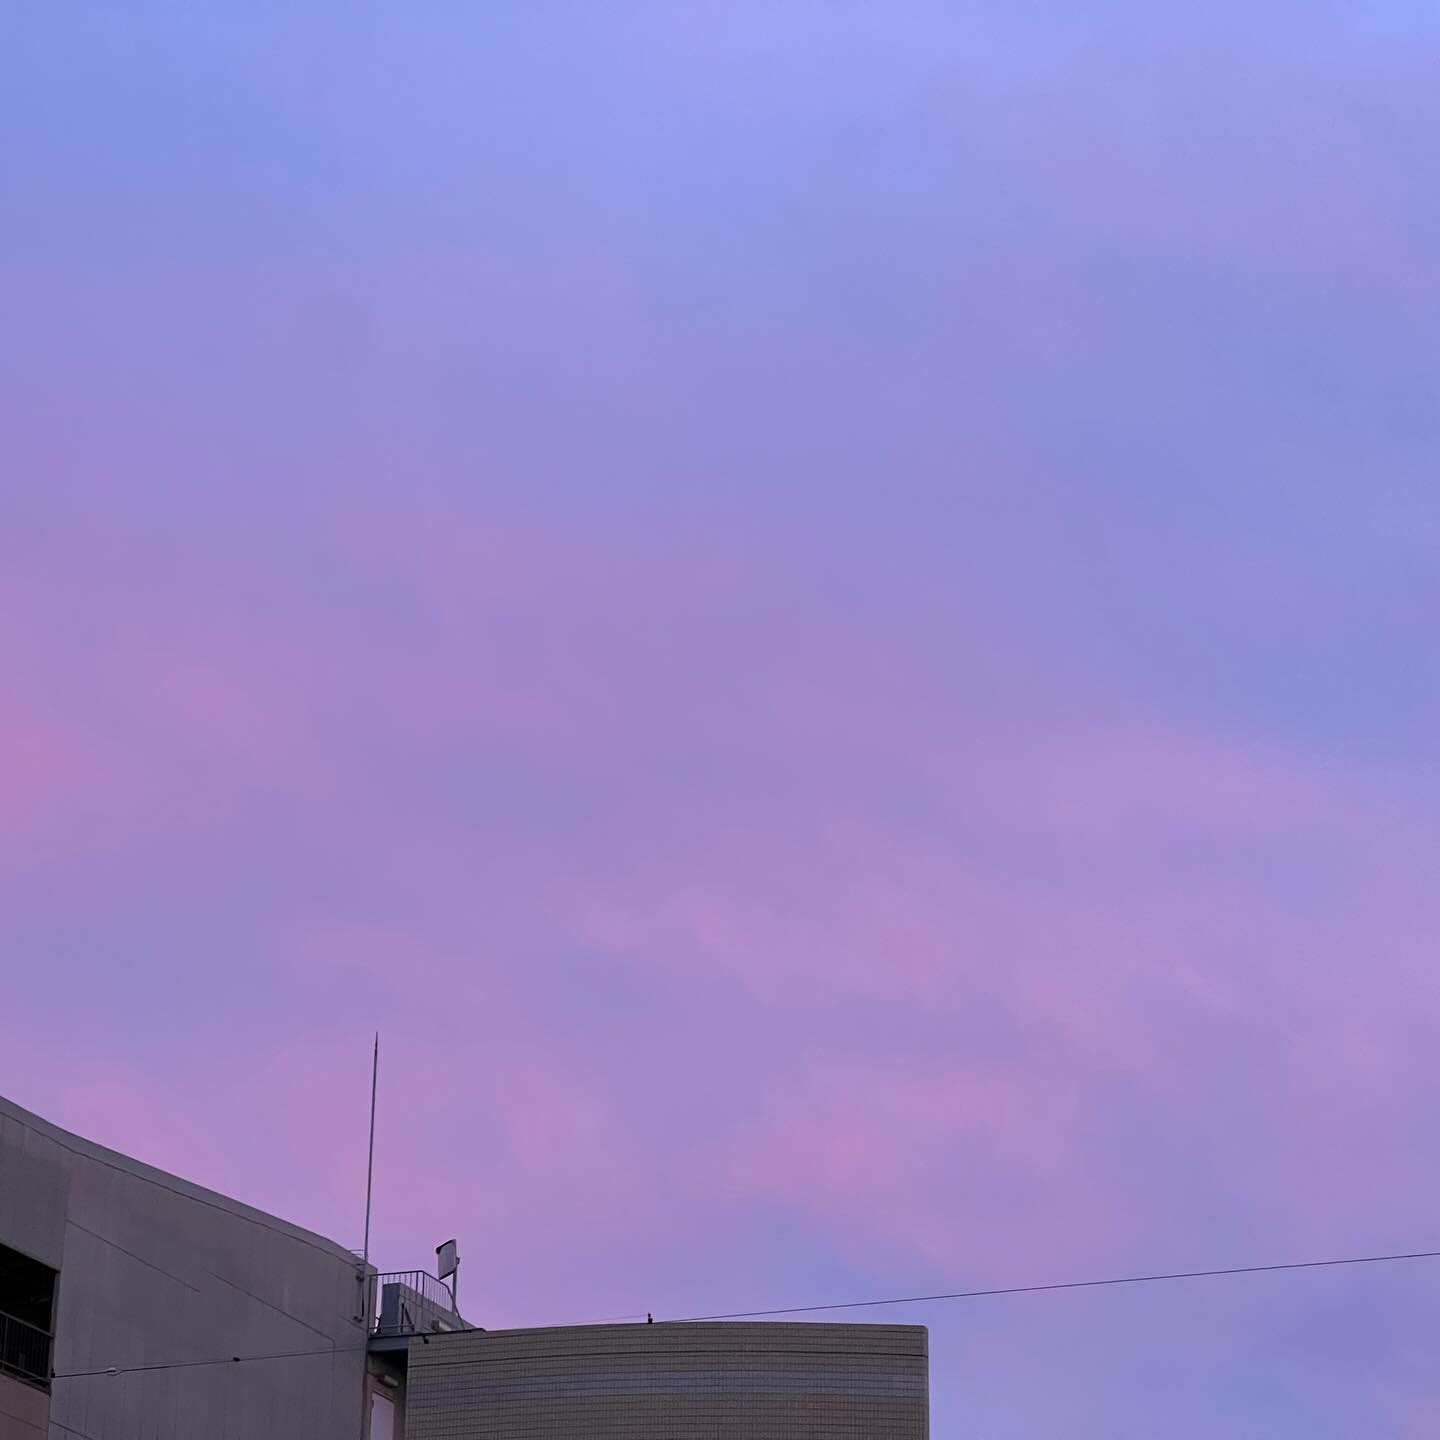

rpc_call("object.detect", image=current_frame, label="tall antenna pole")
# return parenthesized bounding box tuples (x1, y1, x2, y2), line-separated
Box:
(358, 1033, 379, 1440)
(361, 1032, 379, 1324)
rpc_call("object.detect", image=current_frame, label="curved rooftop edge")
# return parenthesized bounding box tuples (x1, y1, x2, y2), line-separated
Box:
(0, 1089, 360, 1268)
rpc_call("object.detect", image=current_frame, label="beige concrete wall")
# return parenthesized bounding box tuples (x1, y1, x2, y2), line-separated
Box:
(0, 1094, 368, 1440)
(405, 1321, 928, 1440)
(0, 1373, 48, 1440)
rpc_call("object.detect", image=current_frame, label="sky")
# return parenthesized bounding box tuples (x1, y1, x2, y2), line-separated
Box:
(2, 2, 1438, 1434)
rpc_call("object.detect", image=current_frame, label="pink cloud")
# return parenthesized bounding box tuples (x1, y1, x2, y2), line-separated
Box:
(0, 692, 99, 835)
(710, 1056, 1108, 1271)
(2, 484, 1435, 1379)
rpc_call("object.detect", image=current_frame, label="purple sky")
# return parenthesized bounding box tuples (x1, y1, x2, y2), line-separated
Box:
(3, 4, 1439, 1434)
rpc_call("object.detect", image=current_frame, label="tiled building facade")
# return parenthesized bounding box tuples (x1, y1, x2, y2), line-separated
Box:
(404, 1320, 928, 1440)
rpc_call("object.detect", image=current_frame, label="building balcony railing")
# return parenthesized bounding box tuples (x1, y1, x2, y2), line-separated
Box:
(372, 1271, 459, 1337)
(0, 1309, 52, 1390)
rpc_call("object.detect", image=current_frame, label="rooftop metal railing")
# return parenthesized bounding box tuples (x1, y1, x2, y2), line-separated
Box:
(371, 1270, 458, 1337)
(0, 1309, 51, 1390)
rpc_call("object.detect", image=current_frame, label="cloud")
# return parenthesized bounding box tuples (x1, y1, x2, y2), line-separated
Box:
(3, 3, 1438, 1429)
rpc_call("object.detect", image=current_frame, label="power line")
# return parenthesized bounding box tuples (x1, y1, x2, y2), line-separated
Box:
(53, 1343, 368, 1380)
(51, 1245, 1440, 1380)
(673, 1248, 1440, 1322)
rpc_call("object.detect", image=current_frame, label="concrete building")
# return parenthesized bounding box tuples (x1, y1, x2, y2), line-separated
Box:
(1, 1093, 928, 1440)
(0, 1092, 369, 1440)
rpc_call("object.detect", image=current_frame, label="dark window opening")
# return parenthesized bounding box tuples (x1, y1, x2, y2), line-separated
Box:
(0, 1242, 55, 1390)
